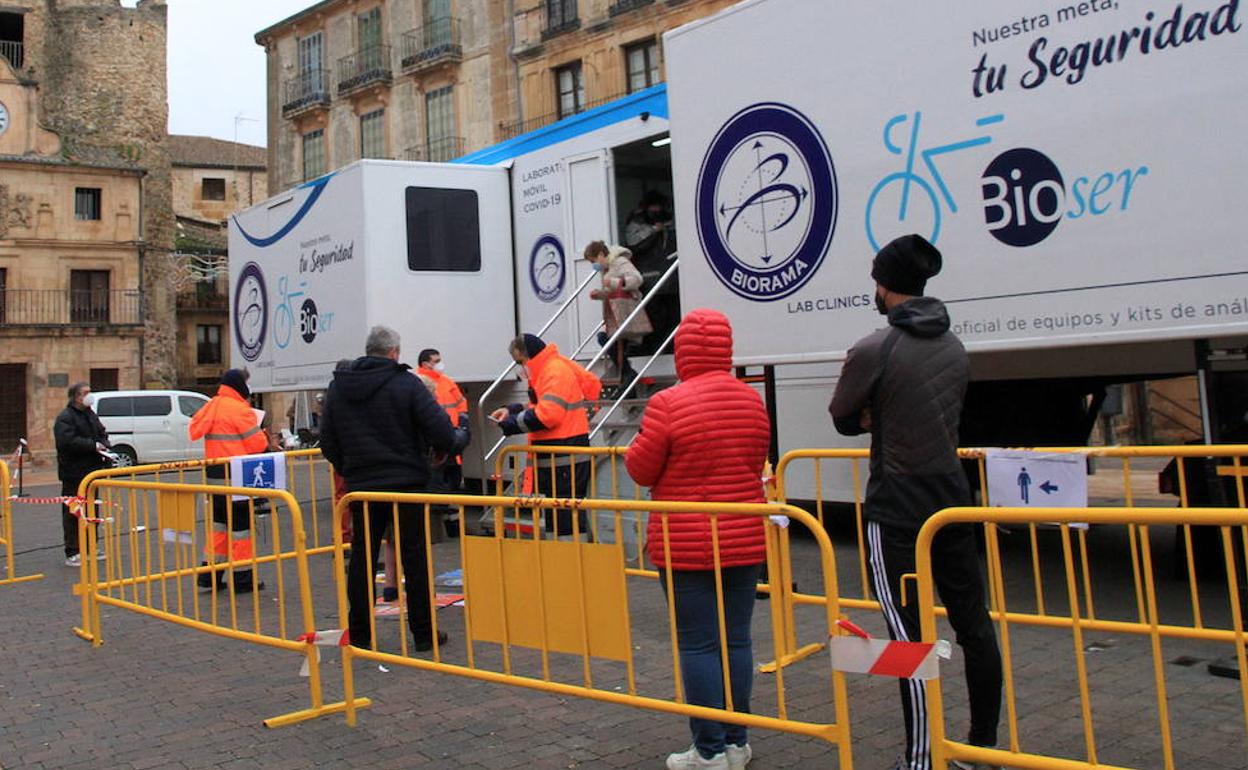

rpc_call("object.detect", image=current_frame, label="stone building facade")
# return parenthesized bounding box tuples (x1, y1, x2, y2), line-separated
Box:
(168, 135, 267, 393)
(256, 0, 735, 192)
(0, 0, 173, 460)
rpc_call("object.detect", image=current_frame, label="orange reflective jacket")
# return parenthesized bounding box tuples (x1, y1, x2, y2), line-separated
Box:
(519, 343, 602, 442)
(425, 368, 467, 425)
(189, 385, 268, 460)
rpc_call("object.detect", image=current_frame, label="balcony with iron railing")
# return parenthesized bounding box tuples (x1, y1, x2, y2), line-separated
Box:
(401, 18, 463, 72)
(337, 44, 392, 95)
(0, 40, 22, 70)
(404, 137, 466, 163)
(609, 0, 655, 16)
(0, 289, 143, 327)
(175, 288, 228, 312)
(499, 91, 626, 141)
(282, 69, 331, 117)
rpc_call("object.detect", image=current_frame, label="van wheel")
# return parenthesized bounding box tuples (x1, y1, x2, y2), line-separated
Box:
(112, 446, 138, 467)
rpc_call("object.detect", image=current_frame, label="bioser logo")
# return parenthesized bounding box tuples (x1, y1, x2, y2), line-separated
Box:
(529, 234, 566, 303)
(696, 102, 838, 302)
(234, 262, 268, 361)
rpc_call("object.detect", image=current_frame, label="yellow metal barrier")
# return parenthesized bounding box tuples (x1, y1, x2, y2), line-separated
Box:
(917, 506, 1248, 770)
(0, 459, 45, 586)
(329, 490, 854, 765)
(72, 477, 368, 726)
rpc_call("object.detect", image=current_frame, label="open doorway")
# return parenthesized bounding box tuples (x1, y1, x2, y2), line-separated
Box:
(612, 133, 678, 356)
(0, 13, 23, 70)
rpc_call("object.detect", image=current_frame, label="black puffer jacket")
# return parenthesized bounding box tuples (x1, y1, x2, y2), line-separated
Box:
(320, 356, 468, 492)
(829, 297, 970, 530)
(54, 404, 110, 484)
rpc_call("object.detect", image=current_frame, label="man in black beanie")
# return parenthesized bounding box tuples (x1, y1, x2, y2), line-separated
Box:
(829, 234, 1002, 770)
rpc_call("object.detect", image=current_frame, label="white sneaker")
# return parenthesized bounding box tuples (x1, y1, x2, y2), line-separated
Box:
(65, 554, 81, 567)
(726, 743, 752, 770)
(666, 745, 729, 770)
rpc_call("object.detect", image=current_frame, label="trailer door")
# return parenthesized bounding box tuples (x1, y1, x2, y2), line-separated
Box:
(563, 150, 616, 350)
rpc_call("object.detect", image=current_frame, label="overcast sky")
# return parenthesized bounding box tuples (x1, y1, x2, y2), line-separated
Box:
(167, 0, 315, 147)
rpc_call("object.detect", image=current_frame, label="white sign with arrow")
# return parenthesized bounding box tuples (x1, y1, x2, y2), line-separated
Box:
(985, 450, 1089, 510)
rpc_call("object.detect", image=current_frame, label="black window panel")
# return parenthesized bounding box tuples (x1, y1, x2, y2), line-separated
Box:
(405, 187, 481, 272)
(95, 397, 133, 418)
(89, 368, 118, 392)
(179, 396, 207, 418)
(132, 396, 172, 417)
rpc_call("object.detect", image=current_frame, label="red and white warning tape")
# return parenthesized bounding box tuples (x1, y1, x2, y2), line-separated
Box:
(296, 629, 351, 677)
(828, 618, 951, 680)
(7, 495, 115, 523)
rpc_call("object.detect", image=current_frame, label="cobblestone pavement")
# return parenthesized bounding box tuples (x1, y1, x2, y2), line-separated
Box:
(1, 467, 1246, 770)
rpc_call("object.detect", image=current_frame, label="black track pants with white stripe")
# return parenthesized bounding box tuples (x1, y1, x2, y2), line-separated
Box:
(867, 520, 1002, 770)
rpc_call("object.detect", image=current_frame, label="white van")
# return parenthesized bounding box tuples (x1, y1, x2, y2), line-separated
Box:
(86, 390, 211, 467)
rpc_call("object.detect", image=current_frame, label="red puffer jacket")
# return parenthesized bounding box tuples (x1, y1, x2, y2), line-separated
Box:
(625, 308, 770, 570)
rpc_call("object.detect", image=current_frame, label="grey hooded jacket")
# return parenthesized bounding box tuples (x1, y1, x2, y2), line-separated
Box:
(829, 297, 970, 531)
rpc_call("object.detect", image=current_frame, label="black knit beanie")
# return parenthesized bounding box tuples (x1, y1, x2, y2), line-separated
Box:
(221, 369, 250, 399)
(522, 333, 546, 359)
(871, 234, 943, 296)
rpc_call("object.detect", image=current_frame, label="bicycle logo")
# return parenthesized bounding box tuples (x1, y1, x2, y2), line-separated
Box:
(864, 112, 1004, 252)
(273, 275, 307, 350)
(529, 235, 565, 303)
(233, 262, 267, 361)
(696, 102, 838, 302)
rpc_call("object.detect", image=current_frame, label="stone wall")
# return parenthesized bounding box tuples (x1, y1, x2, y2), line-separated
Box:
(39, 0, 176, 388)
(172, 167, 268, 224)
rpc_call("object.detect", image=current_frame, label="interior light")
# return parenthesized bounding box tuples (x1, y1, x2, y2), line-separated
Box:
(651, 136, 672, 147)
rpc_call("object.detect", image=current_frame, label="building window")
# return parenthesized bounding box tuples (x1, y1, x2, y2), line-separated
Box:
(201, 178, 226, 201)
(625, 39, 661, 93)
(555, 61, 584, 119)
(303, 129, 326, 181)
(357, 7, 384, 69)
(0, 12, 23, 69)
(69, 269, 109, 323)
(360, 109, 386, 159)
(425, 86, 457, 162)
(74, 188, 102, 221)
(296, 31, 326, 98)
(89, 368, 118, 392)
(197, 324, 222, 365)
(546, 0, 578, 32)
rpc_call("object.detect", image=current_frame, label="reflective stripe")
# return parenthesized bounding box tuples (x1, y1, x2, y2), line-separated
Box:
(540, 394, 588, 411)
(211, 522, 252, 538)
(204, 425, 263, 442)
(439, 397, 467, 409)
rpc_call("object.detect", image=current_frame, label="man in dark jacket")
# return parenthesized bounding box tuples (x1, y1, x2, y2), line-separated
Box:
(54, 382, 111, 567)
(320, 325, 468, 652)
(829, 234, 1001, 770)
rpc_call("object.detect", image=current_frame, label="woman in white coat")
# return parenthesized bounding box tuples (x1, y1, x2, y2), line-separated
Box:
(585, 240, 652, 392)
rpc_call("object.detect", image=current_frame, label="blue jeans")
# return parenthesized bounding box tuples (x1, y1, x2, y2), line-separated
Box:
(660, 564, 761, 759)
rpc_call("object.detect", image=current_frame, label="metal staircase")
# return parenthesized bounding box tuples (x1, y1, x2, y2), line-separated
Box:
(473, 257, 681, 510)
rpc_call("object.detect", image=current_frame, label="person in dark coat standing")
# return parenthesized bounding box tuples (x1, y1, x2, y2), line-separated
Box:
(53, 382, 111, 567)
(320, 325, 469, 652)
(829, 234, 1002, 770)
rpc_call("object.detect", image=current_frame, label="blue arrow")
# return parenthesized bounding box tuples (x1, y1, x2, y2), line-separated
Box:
(1040, 481, 1059, 494)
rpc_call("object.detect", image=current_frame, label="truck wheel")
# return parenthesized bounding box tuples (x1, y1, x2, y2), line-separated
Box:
(112, 445, 138, 467)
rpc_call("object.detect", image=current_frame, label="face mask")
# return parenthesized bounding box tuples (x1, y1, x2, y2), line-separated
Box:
(434, 362, 446, 373)
(875, 291, 889, 316)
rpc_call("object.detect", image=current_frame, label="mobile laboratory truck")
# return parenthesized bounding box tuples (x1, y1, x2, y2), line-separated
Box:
(231, 0, 1248, 501)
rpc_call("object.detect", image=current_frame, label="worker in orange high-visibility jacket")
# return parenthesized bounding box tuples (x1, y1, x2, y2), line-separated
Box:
(491, 333, 602, 538)
(189, 368, 270, 592)
(417, 348, 469, 493)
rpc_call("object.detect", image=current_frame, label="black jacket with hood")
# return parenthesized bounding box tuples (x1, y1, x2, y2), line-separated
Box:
(319, 356, 467, 492)
(54, 403, 111, 484)
(829, 297, 970, 531)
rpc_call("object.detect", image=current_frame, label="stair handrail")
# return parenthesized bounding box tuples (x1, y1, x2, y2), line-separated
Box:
(475, 269, 600, 480)
(583, 257, 679, 374)
(589, 324, 679, 441)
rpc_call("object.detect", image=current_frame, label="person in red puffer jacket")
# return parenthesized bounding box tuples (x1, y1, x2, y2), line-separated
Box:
(625, 308, 770, 770)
